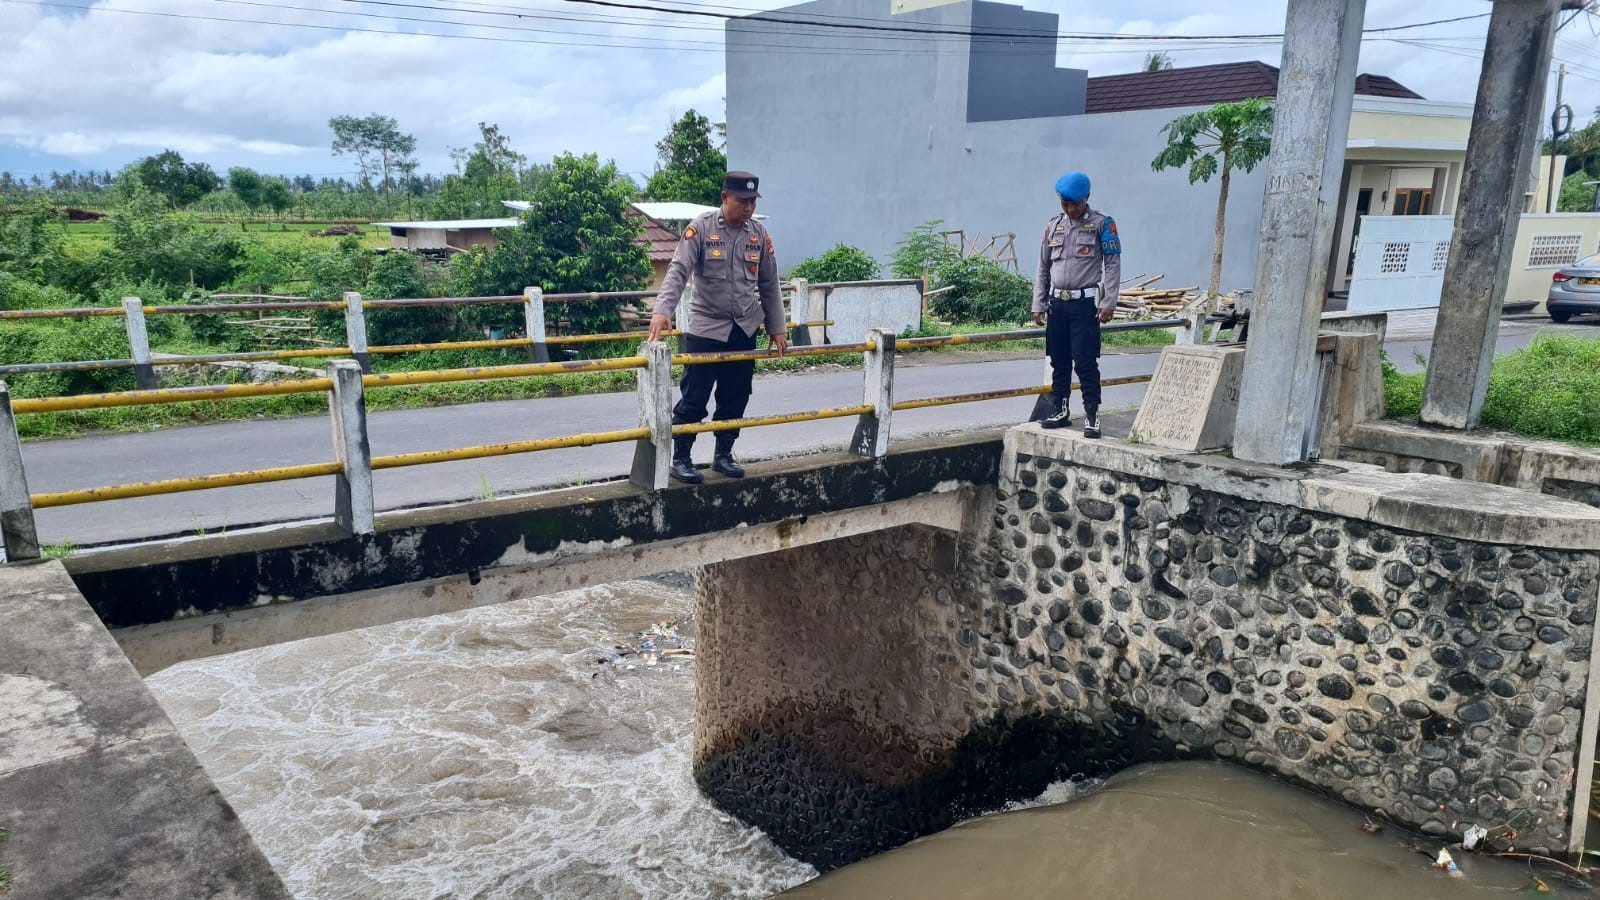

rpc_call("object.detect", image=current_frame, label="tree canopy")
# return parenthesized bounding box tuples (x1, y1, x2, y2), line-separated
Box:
(128, 150, 222, 208)
(646, 110, 727, 206)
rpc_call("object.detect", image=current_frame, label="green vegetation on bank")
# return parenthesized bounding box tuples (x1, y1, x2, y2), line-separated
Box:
(1383, 335, 1600, 445)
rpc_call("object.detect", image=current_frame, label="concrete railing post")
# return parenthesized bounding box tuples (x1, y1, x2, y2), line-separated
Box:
(850, 328, 895, 458)
(343, 291, 371, 373)
(328, 360, 375, 535)
(1029, 354, 1056, 422)
(674, 283, 693, 352)
(0, 381, 39, 562)
(1175, 309, 1206, 345)
(789, 278, 812, 346)
(121, 296, 158, 390)
(523, 286, 550, 364)
(630, 341, 674, 490)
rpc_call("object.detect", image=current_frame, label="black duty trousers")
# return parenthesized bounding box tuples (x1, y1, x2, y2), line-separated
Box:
(673, 325, 758, 458)
(1046, 297, 1102, 411)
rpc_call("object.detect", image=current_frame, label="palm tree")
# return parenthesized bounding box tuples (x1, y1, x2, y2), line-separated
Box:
(1144, 52, 1174, 72)
(1150, 97, 1274, 304)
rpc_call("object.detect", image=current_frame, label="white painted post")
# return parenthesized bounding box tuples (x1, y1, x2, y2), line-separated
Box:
(1175, 309, 1206, 345)
(850, 328, 895, 458)
(790, 278, 812, 346)
(328, 360, 375, 535)
(630, 341, 674, 490)
(343, 291, 371, 373)
(121, 296, 158, 390)
(0, 381, 39, 561)
(1028, 354, 1056, 422)
(523, 286, 550, 364)
(674, 283, 694, 352)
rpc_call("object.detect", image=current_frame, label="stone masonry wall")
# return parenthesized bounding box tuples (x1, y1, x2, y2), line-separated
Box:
(979, 434, 1600, 854)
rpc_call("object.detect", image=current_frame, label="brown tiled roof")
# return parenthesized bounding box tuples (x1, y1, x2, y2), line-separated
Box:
(1084, 61, 1423, 115)
(625, 206, 678, 262)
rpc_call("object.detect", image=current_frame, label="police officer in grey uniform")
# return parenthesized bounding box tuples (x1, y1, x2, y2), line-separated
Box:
(648, 171, 787, 484)
(1034, 170, 1121, 438)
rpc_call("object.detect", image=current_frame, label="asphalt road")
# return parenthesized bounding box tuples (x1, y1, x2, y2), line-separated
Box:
(20, 311, 1587, 546)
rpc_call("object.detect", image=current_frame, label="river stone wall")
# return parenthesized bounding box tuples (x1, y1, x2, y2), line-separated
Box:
(981, 428, 1600, 856)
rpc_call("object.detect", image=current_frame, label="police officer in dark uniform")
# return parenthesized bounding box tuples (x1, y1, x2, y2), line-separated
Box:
(1033, 171, 1121, 438)
(648, 171, 786, 484)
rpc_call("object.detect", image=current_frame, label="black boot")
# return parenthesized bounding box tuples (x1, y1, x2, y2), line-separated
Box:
(670, 456, 703, 484)
(1083, 406, 1101, 439)
(1040, 395, 1073, 429)
(712, 453, 745, 478)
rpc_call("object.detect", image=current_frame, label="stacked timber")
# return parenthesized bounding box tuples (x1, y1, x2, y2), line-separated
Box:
(1112, 273, 1239, 320)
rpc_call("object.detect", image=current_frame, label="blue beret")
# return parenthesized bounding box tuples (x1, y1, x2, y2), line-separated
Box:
(1055, 171, 1090, 202)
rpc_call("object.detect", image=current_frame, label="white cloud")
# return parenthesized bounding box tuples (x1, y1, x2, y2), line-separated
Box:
(1, 0, 1596, 179)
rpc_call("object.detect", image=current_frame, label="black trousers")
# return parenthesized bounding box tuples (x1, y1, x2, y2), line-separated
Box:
(673, 325, 758, 458)
(1046, 297, 1102, 411)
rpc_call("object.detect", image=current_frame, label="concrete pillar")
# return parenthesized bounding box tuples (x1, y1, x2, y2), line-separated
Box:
(121, 297, 158, 390)
(850, 328, 895, 457)
(328, 360, 374, 535)
(0, 381, 39, 561)
(1420, 0, 1564, 429)
(789, 278, 812, 346)
(523, 286, 550, 364)
(1231, 0, 1365, 465)
(342, 292, 371, 373)
(629, 341, 673, 491)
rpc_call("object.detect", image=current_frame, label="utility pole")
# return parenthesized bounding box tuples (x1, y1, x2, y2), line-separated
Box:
(1548, 63, 1571, 213)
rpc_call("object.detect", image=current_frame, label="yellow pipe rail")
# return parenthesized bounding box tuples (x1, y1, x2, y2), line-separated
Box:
(31, 461, 345, 509)
(673, 340, 875, 366)
(371, 427, 651, 470)
(360, 355, 646, 389)
(891, 375, 1153, 411)
(671, 404, 874, 435)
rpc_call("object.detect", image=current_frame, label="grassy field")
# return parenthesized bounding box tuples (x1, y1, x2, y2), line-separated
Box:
(62, 220, 391, 252)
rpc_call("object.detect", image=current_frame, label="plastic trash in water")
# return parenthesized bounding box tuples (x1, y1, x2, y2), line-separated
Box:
(1461, 824, 1488, 851)
(1434, 848, 1462, 877)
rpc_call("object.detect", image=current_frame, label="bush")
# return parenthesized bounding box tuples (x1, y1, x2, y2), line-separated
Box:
(0, 317, 137, 397)
(929, 256, 1031, 324)
(890, 220, 957, 280)
(787, 244, 879, 283)
(1383, 336, 1600, 444)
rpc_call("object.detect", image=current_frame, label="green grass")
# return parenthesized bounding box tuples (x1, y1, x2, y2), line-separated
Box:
(1383, 335, 1600, 445)
(904, 317, 1176, 352)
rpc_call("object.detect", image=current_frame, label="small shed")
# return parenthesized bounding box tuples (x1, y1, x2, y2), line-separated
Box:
(373, 218, 519, 253)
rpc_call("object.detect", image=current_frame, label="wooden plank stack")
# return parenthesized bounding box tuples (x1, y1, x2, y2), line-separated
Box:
(1113, 273, 1240, 320)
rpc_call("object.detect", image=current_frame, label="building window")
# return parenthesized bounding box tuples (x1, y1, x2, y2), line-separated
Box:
(1392, 188, 1433, 216)
(1528, 233, 1583, 268)
(1431, 241, 1450, 272)
(1380, 241, 1410, 274)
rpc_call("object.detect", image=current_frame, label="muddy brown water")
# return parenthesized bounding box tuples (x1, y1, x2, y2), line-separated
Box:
(146, 578, 1592, 899)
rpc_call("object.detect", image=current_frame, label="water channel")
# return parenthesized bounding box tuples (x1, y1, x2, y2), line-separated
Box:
(145, 576, 1593, 899)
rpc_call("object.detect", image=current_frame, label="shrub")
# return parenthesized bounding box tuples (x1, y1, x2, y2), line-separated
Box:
(890, 220, 957, 281)
(787, 244, 879, 283)
(0, 318, 137, 396)
(929, 255, 1031, 324)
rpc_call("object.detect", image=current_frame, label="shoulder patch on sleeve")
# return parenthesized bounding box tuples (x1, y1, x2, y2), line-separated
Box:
(766, 235, 774, 255)
(1099, 216, 1121, 256)
(684, 225, 697, 240)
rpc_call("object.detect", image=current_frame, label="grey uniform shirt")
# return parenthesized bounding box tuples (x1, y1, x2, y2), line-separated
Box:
(653, 210, 783, 343)
(1032, 208, 1122, 315)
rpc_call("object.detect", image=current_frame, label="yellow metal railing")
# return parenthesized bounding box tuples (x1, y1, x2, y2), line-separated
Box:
(0, 318, 1182, 558)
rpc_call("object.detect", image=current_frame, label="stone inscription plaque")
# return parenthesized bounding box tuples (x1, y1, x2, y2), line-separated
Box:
(1129, 346, 1244, 451)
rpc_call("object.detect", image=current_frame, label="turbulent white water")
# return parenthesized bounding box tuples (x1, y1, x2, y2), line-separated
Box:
(146, 578, 818, 900)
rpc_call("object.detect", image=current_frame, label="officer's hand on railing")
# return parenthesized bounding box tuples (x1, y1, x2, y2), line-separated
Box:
(1033, 311, 1046, 326)
(770, 332, 788, 357)
(1097, 308, 1114, 324)
(648, 313, 670, 342)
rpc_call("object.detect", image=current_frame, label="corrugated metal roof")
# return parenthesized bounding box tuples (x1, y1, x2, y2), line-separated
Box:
(373, 218, 520, 230)
(1084, 62, 1422, 115)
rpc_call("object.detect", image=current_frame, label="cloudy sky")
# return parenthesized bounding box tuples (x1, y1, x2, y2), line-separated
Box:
(1, 0, 1597, 183)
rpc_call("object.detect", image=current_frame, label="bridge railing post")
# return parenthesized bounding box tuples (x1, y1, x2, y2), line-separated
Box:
(850, 328, 895, 458)
(523, 286, 550, 363)
(789, 278, 811, 346)
(343, 291, 371, 373)
(1175, 309, 1206, 345)
(328, 360, 375, 535)
(630, 341, 673, 490)
(674, 283, 692, 353)
(0, 381, 39, 562)
(121, 296, 158, 390)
